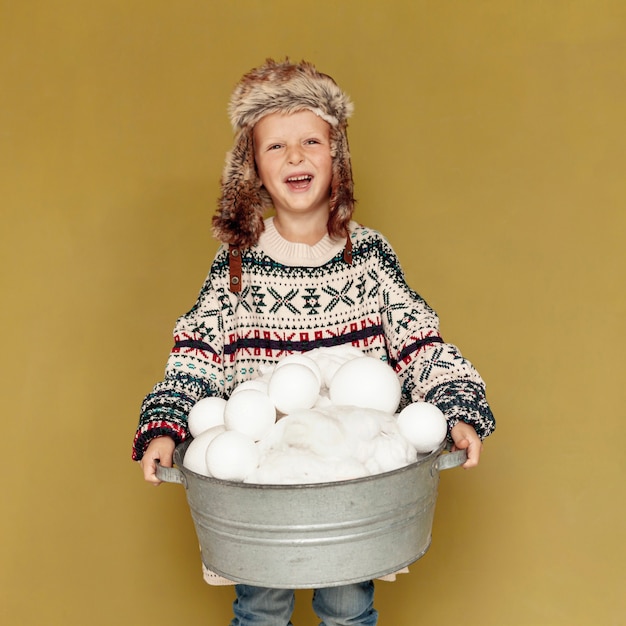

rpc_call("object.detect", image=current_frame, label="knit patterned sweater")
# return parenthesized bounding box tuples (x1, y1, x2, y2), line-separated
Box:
(132, 218, 495, 461)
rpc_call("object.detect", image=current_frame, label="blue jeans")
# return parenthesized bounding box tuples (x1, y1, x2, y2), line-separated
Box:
(229, 581, 378, 625)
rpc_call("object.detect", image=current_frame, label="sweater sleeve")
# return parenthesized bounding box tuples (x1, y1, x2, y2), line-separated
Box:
(132, 248, 232, 461)
(372, 233, 495, 440)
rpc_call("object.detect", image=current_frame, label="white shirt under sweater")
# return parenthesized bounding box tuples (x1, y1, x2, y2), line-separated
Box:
(133, 217, 495, 460)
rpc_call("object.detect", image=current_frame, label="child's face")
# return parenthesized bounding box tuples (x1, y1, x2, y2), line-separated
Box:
(253, 110, 333, 221)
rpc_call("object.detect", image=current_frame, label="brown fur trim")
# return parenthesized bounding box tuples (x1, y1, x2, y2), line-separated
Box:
(228, 59, 353, 131)
(327, 123, 355, 240)
(212, 129, 269, 247)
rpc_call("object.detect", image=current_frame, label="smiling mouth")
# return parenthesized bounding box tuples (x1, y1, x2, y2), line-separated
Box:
(285, 175, 313, 190)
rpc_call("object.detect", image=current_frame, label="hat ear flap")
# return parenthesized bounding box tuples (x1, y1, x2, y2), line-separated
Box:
(212, 129, 268, 248)
(328, 123, 355, 238)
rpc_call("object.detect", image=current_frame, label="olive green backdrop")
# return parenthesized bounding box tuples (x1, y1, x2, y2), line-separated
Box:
(2, 2, 624, 625)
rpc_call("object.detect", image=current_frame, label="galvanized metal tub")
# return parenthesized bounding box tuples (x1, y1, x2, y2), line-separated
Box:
(156, 439, 465, 589)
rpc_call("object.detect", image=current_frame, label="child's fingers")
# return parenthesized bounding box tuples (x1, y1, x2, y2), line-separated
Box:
(141, 457, 161, 485)
(139, 437, 175, 485)
(461, 437, 482, 468)
(450, 422, 483, 469)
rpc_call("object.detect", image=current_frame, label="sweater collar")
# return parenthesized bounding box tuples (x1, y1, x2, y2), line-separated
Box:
(256, 217, 346, 266)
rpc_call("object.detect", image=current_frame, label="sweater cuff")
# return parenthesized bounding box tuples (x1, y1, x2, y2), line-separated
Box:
(424, 379, 495, 440)
(132, 420, 188, 461)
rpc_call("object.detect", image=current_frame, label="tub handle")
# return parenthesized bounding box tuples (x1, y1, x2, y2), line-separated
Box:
(434, 449, 467, 472)
(155, 461, 187, 487)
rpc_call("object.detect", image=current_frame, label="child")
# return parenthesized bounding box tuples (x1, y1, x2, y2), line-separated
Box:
(133, 59, 495, 626)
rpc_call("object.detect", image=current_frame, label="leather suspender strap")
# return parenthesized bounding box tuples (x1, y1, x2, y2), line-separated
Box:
(229, 246, 242, 293)
(343, 233, 353, 265)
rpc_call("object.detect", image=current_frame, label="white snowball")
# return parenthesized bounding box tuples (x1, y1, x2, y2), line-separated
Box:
(268, 363, 321, 414)
(205, 431, 259, 481)
(203, 423, 227, 442)
(182, 425, 227, 476)
(329, 356, 401, 414)
(313, 392, 332, 408)
(224, 389, 276, 441)
(274, 353, 322, 385)
(307, 345, 366, 388)
(187, 397, 227, 437)
(397, 402, 448, 453)
(230, 378, 269, 396)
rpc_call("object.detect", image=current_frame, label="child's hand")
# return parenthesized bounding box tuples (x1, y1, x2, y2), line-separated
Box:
(140, 436, 175, 485)
(450, 422, 483, 468)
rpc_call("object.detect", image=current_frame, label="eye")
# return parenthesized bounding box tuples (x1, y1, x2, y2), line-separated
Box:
(267, 143, 283, 151)
(305, 138, 321, 145)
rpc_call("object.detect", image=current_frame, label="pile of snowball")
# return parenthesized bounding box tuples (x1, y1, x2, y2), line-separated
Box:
(183, 346, 448, 484)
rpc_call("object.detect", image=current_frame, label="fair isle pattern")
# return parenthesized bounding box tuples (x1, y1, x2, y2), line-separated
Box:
(133, 221, 495, 460)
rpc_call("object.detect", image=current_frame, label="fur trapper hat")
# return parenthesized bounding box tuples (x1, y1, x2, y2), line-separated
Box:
(212, 59, 355, 248)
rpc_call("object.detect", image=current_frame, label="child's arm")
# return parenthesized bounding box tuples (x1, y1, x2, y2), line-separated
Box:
(450, 421, 483, 468)
(368, 231, 495, 446)
(140, 436, 176, 485)
(132, 247, 232, 463)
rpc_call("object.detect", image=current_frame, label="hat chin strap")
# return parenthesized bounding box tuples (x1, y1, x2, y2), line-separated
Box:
(228, 234, 353, 294)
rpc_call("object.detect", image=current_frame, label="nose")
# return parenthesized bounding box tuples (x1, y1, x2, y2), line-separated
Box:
(287, 145, 304, 165)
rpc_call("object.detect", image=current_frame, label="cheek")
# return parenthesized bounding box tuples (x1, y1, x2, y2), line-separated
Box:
(254, 157, 269, 186)
(255, 150, 281, 175)
(320, 156, 334, 186)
